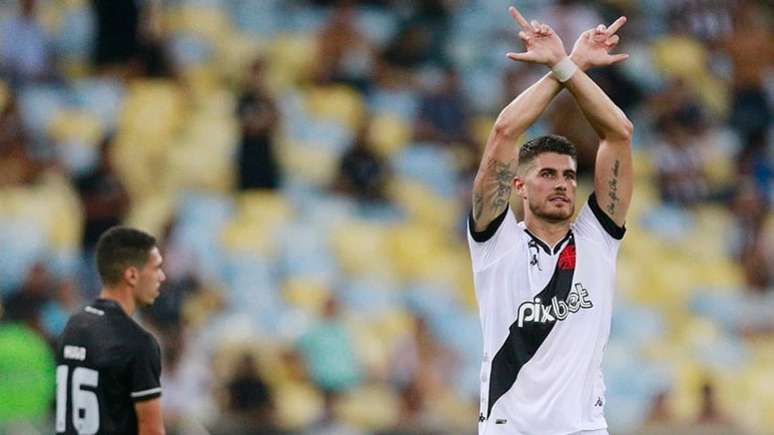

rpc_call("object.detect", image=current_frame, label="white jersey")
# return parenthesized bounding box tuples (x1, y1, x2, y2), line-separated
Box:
(467, 194, 625, 435)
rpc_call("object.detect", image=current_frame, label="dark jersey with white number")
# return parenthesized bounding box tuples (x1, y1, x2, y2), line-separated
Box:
(56, 298, 162, 435)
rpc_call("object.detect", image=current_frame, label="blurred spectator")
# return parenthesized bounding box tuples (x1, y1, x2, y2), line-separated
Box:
(297, 296, 361, 395)
(2, 262, 55, 340)
(723, 1, 772, 144)
(666, 0, 735, 43)
(334, 120, 389, 202)
(539, 0, 602, 48)
(209, 352, 286, 435)
(693, 380, 749, 435)
(391, 315, 456, 402)
(0, 320, 55, 426)
(696, 380, 726, 424)
(158, 327, 216, 435)
(0, 263, 54, 433)
(386, 316, 458, 435)
(75, 134, 130, 296)
(737, 129, 773, 203)
(40, 278, 80, 338)
(91, 0, 141, 72)
(135, 0, 176, 79)
(0, 90, 41, 186)
(314, 2, 374, 92)
(643, 390, 673, 426)
(652, 107, 709, 206)
(0, 0, 52, 86)
(414, 66, 472, 147)
(375, 381, 442, 435)
(730, 178, 770, 292)
(382, 0, 452, 71)
(236, 58, 281, 190)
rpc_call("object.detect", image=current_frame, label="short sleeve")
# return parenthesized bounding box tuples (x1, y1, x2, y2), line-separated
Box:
(129, 335, 162, 402)
(467, 206, 524, 272)
(573, 193, 626, 255)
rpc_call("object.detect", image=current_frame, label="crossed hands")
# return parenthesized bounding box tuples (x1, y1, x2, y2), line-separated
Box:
(505, 6, 629, 72)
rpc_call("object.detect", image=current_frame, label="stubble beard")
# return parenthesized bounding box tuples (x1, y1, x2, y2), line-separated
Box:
(528, 198, 574, 224)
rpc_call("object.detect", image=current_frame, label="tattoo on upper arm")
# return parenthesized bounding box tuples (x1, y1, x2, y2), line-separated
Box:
(487, 158, 517, 210)
(473, 192, 484, 221)
(473, 158, 517, 222)
(606, 160, 620, 216)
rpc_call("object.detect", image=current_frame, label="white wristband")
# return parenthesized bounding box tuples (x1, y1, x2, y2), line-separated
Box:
(551, 57, 578, 83)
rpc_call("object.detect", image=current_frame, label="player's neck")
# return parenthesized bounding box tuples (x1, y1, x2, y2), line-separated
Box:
(99, 287, 136, 316)
(524, 214, 571, 247)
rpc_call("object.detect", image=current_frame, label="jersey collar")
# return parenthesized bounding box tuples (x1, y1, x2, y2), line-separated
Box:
(523, 228, 573, 255)
(93, 298, 124, 313)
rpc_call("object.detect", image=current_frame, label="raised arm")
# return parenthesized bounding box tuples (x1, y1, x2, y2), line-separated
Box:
(471, 7, 566, 231)
(564, 18, 634, 226)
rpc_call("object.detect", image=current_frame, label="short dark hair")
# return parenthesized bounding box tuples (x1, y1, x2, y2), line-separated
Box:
(95, 226, 157, 285)
(518, 134, 577, 172)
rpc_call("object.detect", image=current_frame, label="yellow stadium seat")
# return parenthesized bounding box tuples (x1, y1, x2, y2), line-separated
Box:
(348, 317, 392, 378)
(0, 80, 8, 112)
(385, 223, 471, 298)
(124, 193, 175, 238)
(651, 35, 707, 80)
(703, 148, 735, 190)
(650, 36, 729, 117)
(282, 278, 330, 315)
(631, 149, 655, 180)
(386, 180, 461, 232)
(166, 6, 231, 44)
(43, 173, 83, 250)
(470, 115, 496, 148)
(214, 32, 268, 84)
(367, 114, 411, 158)
(266, 33, 317, 90)
(336, 384, 400, 431)
(330, 219, 394, 277)
(274, 382, 323, 430)
(167, 111, 239, 192)
(119, 80, 185, 145)
(47, 109, 103, 149)
(277, 140, 340, 187)
(304, 85, 365, 130)
(0, 173, 83, 251)
(221, 191, 293, 256)
(348, 309, 432, 379)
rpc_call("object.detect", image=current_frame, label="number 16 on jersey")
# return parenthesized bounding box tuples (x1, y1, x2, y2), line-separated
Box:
(56, 365, 100, 434)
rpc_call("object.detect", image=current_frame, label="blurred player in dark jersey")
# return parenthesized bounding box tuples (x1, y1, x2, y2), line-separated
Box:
(56, 226, 166, 435)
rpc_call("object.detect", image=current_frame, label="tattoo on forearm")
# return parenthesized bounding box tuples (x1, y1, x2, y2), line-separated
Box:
(606, 160, 620, 215)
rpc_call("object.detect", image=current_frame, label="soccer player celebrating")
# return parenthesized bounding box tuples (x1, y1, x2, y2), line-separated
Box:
(56, 226, 167, 435)
(468, 6, 633, 435)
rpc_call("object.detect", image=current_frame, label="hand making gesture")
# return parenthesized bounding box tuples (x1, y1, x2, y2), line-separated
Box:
(505, 6, 567, 68)
(570, 17, 630, 71)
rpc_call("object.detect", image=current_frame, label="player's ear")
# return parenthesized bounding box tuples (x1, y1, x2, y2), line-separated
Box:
(124, 266, 139, 286)
(514, 176, 527, 200)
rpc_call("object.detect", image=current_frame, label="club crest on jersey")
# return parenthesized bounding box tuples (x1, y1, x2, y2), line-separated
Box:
(516, 283, 592, 327)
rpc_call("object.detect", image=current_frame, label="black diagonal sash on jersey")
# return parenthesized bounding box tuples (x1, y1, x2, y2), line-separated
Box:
(486, 234, 576, 419)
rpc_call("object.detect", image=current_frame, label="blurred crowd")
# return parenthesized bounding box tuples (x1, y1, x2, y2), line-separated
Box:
(0, 0, 772, 434)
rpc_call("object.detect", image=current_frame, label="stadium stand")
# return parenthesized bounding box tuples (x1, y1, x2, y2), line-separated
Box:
(0, 0, 771, 434)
